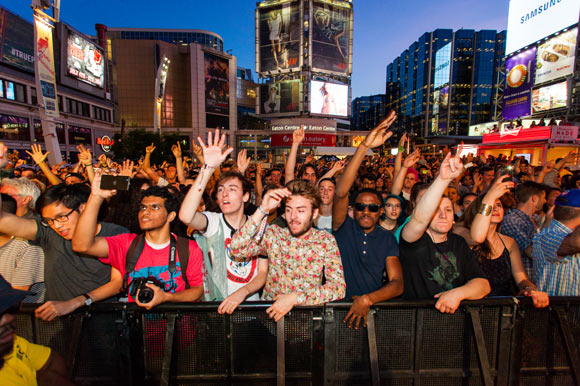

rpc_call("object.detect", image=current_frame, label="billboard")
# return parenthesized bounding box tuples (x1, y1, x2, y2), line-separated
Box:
(506, 0, 580, 55)
(433, 43, 452, 89)
(260, 79, 301, 114)
(67, 32, 105, 88)
(0, 8, 35, 72)
(532, 81, 568, 113)
(257, 1, 301, 73)
(535, 27, 577, 85)
(468, 122, 497, 136)
(204, 52, 230, 115)
(311, 1, 352, 74)
(502, 47, 536, 120)
(310, 80, 348, 117)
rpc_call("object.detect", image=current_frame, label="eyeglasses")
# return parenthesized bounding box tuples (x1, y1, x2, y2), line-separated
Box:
(354, 203, 381, 213)
(41, 207, 77, 227)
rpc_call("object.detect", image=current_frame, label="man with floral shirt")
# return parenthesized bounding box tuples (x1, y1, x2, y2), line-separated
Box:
(229, 179, 346, 321)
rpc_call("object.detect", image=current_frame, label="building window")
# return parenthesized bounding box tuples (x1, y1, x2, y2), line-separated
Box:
(1, 79, 27, 103)
(92, 106, 111, 122)
(67, 98, 90, 118)
(0, 114, 31, 141)
(67, 125, 92, 145)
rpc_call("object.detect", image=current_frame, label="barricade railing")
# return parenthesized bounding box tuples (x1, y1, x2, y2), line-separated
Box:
(14, 297, 580, 386)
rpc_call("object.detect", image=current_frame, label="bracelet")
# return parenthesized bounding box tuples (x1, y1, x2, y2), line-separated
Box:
(83, 163, 93, 167)
(203, 164, 215, 170)
(398, 145, 404, 152)
(257, 206, 268, 216)
(478, 203, 492, 216)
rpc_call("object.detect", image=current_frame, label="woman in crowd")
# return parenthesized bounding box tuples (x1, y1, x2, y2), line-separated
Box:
(379, 194, 405, 233)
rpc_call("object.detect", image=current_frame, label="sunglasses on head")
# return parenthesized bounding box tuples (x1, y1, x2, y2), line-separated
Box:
(354, 203, 381, 213)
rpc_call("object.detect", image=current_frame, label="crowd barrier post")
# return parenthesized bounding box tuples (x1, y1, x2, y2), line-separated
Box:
(467, 306, 494, 386)
(554, 306, 580, 384)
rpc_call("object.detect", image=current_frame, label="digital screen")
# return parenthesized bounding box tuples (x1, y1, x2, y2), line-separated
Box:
(309, 80, 348, 117)
(4, 81, 14, 100)
(532, 81, 568, 113)
(506, 0, 580, 55)
(502, 47, 536, 119)
(535, 27, 577, 85)
(0, 9, 35, 72)
(204, 52, 230, 115)
(260, 79, 301, 114)
(257, 1, 301, 73)
(311, 1, 352, 74)
(67, 31, 105, 88)
(433, 43, 452, 89)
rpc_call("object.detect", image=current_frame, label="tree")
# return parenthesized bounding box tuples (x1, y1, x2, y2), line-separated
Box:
(111, 129, 189, 165)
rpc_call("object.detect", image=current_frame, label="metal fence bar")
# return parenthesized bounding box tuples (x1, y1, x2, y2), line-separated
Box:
(323, 307, 336, 386)
(67, 313, 85, 379)
(554, 306, 580, 385)
(366, 310, 380, 386)
(496, 304, 516, 386)
(277, 316, 285, 386)
(160, 313, 177, 386)
(468, 307, 494, 386)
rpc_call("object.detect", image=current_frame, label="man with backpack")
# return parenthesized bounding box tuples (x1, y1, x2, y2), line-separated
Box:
(72, 171, 204, 309)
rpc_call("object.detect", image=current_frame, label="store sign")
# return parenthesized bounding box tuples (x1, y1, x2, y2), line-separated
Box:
(271, 133, 336, 147)
(270, 118, 336, 132)
(551, 126, 578, 142)
(482, 126, 551, 144)
(97, 136, 114, 152)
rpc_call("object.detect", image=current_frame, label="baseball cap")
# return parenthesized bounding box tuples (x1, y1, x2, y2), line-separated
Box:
(555, 189, 580, 208)
(0, 274, 27, 314)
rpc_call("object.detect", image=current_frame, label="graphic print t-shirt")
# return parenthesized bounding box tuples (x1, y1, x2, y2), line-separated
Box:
(398, 231, 486, 300)
(104, 233, 203, 302)
(203, 211, 263, 300)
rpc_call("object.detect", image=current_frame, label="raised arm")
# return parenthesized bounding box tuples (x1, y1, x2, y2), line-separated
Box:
(77, 145, 94, 184)
(71, 170, 114, 258)
(142, 143, 161, 185)
(469, 175, 513, 244)
(171, 142, 186, 184)
(26, 144, 62, 186)
(318, 159, 345, 184)
(401, 148, 464, 243)
(179, 129, 233, 230)
(394, 133, 407, 177)
(391, 149, 420, 196)
(236, 149, 250, 175)
(285, 127, 305, 183)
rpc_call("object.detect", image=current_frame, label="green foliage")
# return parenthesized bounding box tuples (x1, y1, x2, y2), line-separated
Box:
(111, 129, 189, 165)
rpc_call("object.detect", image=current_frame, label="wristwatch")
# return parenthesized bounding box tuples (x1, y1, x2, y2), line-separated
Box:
(81, 293, 93, 306)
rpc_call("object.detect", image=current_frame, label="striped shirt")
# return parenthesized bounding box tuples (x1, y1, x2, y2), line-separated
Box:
(502, 209, 536, 278)
(532, 220, 580, 296)
(0, 237, 45, 302)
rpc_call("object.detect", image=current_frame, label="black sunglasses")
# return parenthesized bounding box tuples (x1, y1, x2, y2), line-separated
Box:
(354, 203, 381, 213)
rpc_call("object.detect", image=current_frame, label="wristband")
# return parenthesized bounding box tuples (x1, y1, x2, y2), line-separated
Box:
(83, 162, 93, 167)
(257, 205, 268, 216)
(398, 145, 404, 152)
(478, 203, 492, 216)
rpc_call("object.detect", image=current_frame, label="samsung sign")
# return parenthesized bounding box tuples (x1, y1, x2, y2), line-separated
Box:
(506, 0, 580, 55)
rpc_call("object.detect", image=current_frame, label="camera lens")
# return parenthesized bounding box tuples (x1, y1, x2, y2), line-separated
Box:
(138, 287, 154, 303)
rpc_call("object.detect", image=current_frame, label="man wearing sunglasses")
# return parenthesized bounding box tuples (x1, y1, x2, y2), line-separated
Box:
(332, 111, 404, 329)
(0, 142, 128, 320)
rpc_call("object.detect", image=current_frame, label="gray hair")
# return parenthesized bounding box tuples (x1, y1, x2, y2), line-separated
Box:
(1, 177, 41, 210)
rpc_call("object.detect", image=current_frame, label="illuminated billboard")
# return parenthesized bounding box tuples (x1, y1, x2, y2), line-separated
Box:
(257, 0, 301, 73)
(311, 1, 352, 74)
(310, 80, 348, 117)
(0, 8, 35, 73)
(535, 27, 577, 85)
(433, 43, 452, 89)
(204, 52, 230, 115)
(67, 32, 105, 88)
(532, 81, 568, 113)
(260, 79, 301, 114)
(502, 47, 536, 119)
(506, 0, 580, 55)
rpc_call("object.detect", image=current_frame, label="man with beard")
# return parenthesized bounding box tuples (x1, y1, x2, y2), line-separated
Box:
(332, 112, 403, 329)
(228, 180, 346, 321)
(399, 147, 490, 314)
(179, 129, 267, 306)
(72, 171, 203, 309)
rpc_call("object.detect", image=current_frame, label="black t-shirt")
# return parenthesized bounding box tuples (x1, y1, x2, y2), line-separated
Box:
(398, 230, 486, 300)
(32, 220, 128, 301)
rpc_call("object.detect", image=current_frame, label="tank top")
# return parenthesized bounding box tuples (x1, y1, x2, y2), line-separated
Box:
(477, 235, 513, 296)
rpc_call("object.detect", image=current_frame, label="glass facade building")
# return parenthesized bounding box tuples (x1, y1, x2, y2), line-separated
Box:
(351, 95, 386, 130)
(386, 29, 506, 137)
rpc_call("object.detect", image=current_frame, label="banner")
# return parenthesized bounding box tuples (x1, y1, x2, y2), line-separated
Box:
(34, 18, 59, 118)
(535, 28, 577, 85)
(311, 1, 352, 74)
(502, 47, 536, 120)
(271, 132, 336, 147)
(204, 52, 229, 115)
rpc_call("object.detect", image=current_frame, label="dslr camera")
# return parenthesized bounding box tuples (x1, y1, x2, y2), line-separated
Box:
(129, 277, 165, 303)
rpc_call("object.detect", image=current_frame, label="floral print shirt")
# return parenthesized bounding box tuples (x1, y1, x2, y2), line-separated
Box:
(229, 219, 346, 305)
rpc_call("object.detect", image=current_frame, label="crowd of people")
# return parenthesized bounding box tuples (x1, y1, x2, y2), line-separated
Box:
(2, 111, 580, 381)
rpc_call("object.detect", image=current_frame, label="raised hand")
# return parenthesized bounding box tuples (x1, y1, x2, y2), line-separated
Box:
(145, 143, 156, 155)
(260, 187, 292, 213)
(363, 111, 396, 148)
(26, 144, 49, 165)
(332, 159, 346, 171)
(171, 142, 182, 159)
(439, 143, 464, 181)
(473, 172, 483, 189)
(403, 149, 420, 168)
(91, 169, 118, 199)
(0, 142, 8, 168)
(197, 128, 233, 168)
(304, 152, 314, 164)
(237, 149, 250, 174)
(293, 126, 305, 145)
(119, 159, 135, 177)
(542, 161, 555, 174)
(483, 174, 514, 204)
(77, 145, 93, 166)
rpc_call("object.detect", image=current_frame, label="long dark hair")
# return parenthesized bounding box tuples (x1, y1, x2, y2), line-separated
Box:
(461, 194, 501, 262)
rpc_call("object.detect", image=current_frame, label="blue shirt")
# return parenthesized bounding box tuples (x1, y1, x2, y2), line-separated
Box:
(532, 220, 580, 296)
(334, 216, 399, 299)
(501, 209, 535, 277)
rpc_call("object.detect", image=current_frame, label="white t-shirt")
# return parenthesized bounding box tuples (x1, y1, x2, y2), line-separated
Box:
(316, 215, 332, 234)
(202, 211, 261, 300)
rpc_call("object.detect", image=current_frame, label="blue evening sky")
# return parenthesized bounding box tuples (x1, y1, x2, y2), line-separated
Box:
(4, 0, 509, 98)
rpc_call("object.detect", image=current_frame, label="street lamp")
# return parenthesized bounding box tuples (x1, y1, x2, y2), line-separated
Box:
(154, 56, 170, 134)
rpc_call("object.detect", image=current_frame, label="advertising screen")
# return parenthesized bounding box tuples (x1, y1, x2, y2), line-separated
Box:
(310, 80, 348, 117)
(0, 9, 35, 72)
(67, 32, 105, 88)
(506, 0, 580, 55)
(260, 79, 301, 114)
(204, 52, 230, 115)
(532, 81, 568, 113)
(502, 47, 536, 120)
(258, 1, 301, 73)
(535, 27, 577, 85)
(311, 1, 352, 74)
(433, 43, 452, 88)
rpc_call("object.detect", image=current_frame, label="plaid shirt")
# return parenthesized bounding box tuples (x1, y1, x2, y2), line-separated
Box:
(532, 220, 580, 296)
(501, 209, 535, 278)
